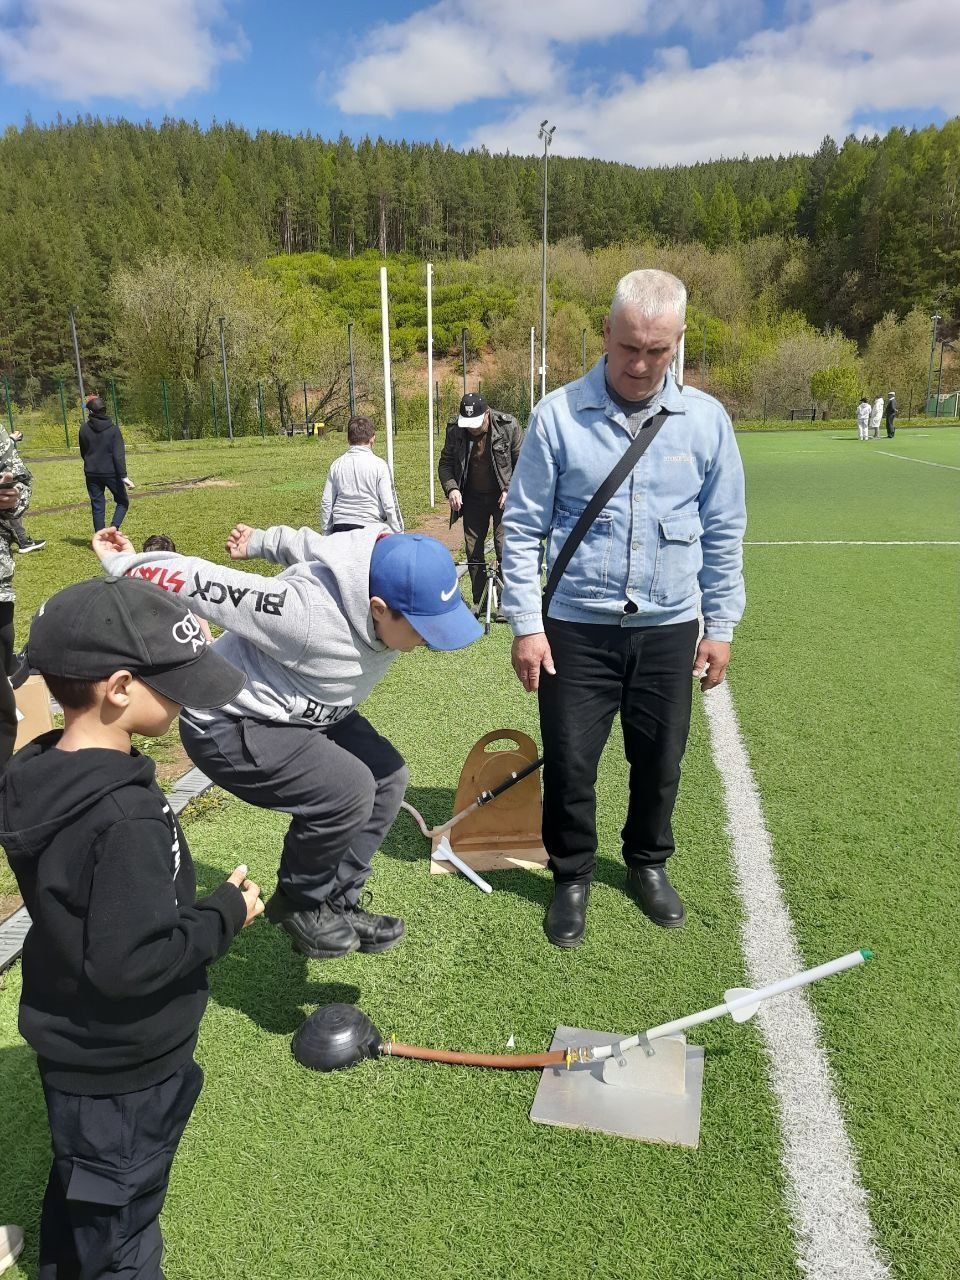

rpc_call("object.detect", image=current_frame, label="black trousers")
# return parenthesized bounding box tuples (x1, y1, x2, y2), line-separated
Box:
(461, 492, 504, 604)
(329, 523, 363, 534)
(180, 711, 408, 909)
(538, 618, 699, 883)
(39, 1060, 203, 1280)
(85, 475, 129, 532)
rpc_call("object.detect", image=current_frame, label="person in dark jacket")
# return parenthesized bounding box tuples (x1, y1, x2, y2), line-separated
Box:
(885, 392, 897, 438)
(438, 392, 523, 608)
(78, 395, 134, 531)
(0, 575, 260, 1280)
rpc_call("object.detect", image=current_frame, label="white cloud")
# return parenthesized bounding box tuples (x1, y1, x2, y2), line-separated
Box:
(332, 0, 750, 116)
(466, 0, 960, 163)
(0, 0, 246, 105)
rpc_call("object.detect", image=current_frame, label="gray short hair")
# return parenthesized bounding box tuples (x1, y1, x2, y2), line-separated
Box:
(610, 270, 687, 323)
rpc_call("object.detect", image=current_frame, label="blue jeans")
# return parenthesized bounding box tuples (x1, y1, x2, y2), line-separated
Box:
(85, 474, 128, 532)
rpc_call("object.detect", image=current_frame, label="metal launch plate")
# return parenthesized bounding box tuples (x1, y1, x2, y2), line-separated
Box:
(530, 1026, 704, 1148)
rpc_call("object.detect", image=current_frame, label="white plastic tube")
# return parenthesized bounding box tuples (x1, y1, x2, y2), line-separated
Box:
(434, 836, 493, 894)
(587, 949, 871, 1061)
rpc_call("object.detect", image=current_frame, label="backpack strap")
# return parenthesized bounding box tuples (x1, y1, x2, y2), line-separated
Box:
(542, 408, 671, 615)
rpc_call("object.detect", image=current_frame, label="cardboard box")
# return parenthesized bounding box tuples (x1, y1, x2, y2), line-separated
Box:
(14, 674, 54, 752)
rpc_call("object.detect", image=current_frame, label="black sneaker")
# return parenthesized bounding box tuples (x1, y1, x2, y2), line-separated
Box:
(337, 893, 406, 953)
(16, 539, 45, 553)
(265, 887, 360, 959)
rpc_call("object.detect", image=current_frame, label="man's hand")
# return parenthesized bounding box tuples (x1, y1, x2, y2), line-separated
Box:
(0, 474, 19, 511)
(498, 491, 506, 510)
(226, 523, 254, 560)
(511, 632, 556, 692)
(693, 638, 731, 691)
(448, 489, 463, 513)
(122, 476, 136, 489)
(227, 864, 264, 928)
(92, 526, 135, 564)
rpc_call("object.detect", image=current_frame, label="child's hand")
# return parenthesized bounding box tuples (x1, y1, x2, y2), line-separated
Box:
(92, 526, 135, 562)
(226, 523, 254, 560)
(227, 864, 264, 928)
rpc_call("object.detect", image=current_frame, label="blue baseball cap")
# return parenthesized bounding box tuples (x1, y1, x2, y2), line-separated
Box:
(369, 534, 482, 651)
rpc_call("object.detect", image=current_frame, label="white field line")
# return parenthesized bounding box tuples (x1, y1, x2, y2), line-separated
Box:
(703, 683, 891, 1280)
(745, 540, 959, 546)
(873, 450, 960, 471)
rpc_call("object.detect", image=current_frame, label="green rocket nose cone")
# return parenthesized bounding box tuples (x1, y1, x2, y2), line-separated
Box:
(860, 948, 874, 962)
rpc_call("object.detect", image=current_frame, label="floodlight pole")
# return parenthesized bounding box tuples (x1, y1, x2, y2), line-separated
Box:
(347, 322, 357, 417)
(675, 332, 685, 386)
(461, 327, 468, 394)
(219, 316, 234, 440)
(538, 120, 555, 402)
(380, 267, 395, 479)
(925, 313, 941, 413)
(69, 308, 86, 416)
(529, 326, 535, 413)
(581, 328, 587, 378)
(427, 263, 435, 506)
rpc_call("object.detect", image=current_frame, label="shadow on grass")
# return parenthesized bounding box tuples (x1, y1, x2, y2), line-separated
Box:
(0, 1044, 49, 1280)
(195, 861, 360, 1036)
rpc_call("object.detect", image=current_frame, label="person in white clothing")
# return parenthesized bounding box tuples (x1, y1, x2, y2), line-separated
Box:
(869, 396, 884, 439)
(856, 396, 871, 440)
(320, 416, 403, 535)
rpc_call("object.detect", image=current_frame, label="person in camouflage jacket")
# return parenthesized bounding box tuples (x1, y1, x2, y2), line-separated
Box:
(0, 426, 32, 766)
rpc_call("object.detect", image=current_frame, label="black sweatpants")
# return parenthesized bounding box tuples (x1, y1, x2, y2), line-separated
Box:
(85, 474, 129, 532)
(538, 617, 699, 883)
(180, 711, 408, 909)
(39, 1060, 203, 1280)
(461, 492, 504, 604)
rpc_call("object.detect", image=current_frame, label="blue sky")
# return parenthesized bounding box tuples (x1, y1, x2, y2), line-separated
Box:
(0, 0, 956, 165)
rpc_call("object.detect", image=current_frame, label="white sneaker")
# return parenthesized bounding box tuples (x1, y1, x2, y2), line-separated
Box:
(16, 540, 45, 553)
(0, 1225, 24, 1273)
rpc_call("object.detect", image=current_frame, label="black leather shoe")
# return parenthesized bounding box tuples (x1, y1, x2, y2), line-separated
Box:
(336, 893, 406, 954)
(545, 882, 590, 948)
(265, 888, 360, 959)
(626, 865, 686, 928)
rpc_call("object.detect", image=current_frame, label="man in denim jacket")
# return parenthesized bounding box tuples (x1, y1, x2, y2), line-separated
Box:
(501, 269, 746, 947)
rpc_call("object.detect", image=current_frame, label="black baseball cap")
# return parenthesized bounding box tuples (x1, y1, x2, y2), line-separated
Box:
(457, 392, 488, 429)
(29, 576, 246, 709)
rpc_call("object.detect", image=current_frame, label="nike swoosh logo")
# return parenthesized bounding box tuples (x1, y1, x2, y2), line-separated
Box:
(440, 583, 458, 601)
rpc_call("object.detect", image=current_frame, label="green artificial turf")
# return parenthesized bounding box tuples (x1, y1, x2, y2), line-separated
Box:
(731, 428, 960, 1278)
(1, 424, 957, 1277)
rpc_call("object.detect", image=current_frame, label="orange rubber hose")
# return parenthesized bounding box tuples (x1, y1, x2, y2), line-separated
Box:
(382, 1042, 568, 1069)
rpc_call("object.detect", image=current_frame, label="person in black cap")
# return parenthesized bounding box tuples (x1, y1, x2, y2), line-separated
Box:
(438, 392, 523, 611)
(0, 576, 261, 1280)
(79, 394, 135, 532)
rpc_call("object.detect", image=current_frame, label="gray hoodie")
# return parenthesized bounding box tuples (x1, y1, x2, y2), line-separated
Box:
(103, 523, 398, 731)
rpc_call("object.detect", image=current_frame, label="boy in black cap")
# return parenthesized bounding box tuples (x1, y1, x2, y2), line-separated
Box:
(0, 576, 260, 1280)
(438, 392, 523, 610)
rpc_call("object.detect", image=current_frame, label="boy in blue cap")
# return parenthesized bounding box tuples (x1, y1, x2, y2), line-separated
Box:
(94, 523, 482, 960)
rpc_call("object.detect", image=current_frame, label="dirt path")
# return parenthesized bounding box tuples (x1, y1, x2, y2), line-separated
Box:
(27, 477, 237, 517)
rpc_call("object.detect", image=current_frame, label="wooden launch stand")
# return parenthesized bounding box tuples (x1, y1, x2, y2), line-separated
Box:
(430, 729, 548, 875)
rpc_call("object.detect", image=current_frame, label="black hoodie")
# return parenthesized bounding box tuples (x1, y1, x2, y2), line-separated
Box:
(0, 731, 246, 1094)
(79, 408, 127, 478)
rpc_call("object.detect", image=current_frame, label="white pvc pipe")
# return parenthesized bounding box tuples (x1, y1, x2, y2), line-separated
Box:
(588, 949, 870, 1060)
(380, 266, 394, 480)
(427, 263, 435, 507)
(674, 333, 685, 387)
(434, 836, 493, 894)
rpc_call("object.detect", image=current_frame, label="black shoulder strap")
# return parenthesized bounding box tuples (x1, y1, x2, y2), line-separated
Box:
(543, 407, 671, 614)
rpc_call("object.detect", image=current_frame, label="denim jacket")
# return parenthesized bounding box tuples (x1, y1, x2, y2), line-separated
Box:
(501, 359, 746, 640)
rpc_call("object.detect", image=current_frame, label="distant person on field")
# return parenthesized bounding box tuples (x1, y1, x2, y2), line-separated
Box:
(0, 428, 32, 767)
(856, 396, 871, 441)
(320, 415, 403, 535)
(0, 575, 258, 1280)
(438, 391, 523, 610)
(0, 427, 44, 554)
(869, 395, 884, 439)
(885, 392, 897, 438)
(79, 395, 135, 532)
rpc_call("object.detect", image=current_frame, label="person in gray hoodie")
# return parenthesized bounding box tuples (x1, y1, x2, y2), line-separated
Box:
(93, 522, 482, 959)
